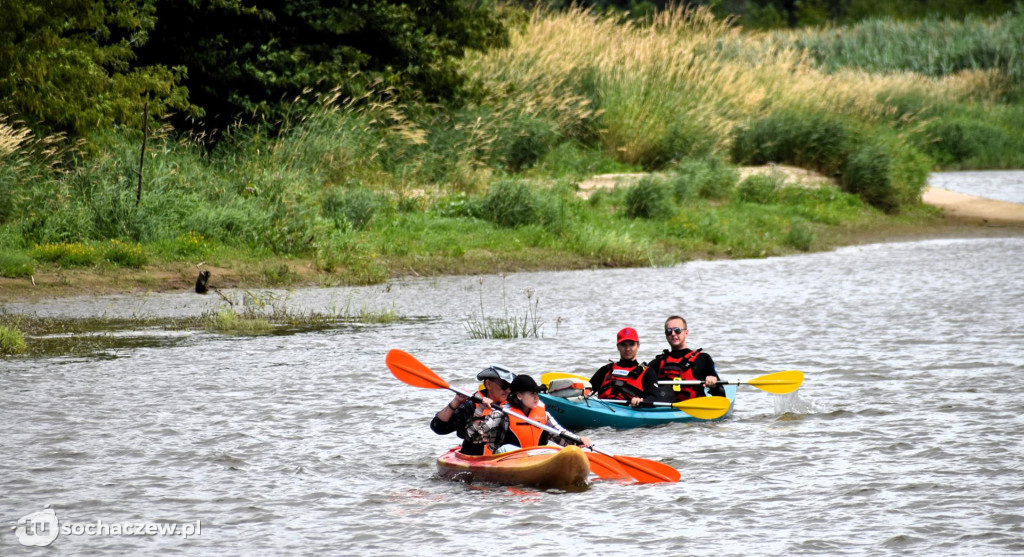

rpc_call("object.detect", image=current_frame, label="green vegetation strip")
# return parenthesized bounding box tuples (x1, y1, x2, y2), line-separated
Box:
(1, 7, 1020, 288)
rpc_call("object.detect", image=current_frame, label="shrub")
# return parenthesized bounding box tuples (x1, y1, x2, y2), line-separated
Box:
(624, 176, 676, 220)
(322, 187, 390, 231)
(31, 242, 99, 267)
(0, 250, 34, 278)
(735, 174, 783, 204)
(477, 179, 540, 228)
(204, 310, 272, 335)
(635, 120, 718, 170)
(430, 192, 476, 218)
(103, 240, 147, 268)
(159, 231, 213, 260)
(669, 157, 738, 201)
(842, 138, 931, 212)
(0, 325, 27, 355)
(921, 119, 1013, 167)
(732, 110, 855, 177)
(785, 220, 815, 251)
(501, 114, 558, 173)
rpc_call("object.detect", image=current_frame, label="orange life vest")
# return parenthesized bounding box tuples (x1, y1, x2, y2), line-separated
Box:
(483, 403, 549, 454)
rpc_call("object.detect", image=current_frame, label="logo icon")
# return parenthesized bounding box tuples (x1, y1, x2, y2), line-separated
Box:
(12, 505, 59, 547)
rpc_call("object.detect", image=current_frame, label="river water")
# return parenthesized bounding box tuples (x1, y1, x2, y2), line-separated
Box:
(2, 175, 1023, 556)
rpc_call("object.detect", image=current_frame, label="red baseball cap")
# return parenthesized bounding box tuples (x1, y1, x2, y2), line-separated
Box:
(616, 327, 639, 344)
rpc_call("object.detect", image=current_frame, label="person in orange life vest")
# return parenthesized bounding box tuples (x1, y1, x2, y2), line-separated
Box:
(589, 327, 659, 407)
(430, 365, 514, 456)
(471, 375, 593, 454)
(648, 316, 725, 403)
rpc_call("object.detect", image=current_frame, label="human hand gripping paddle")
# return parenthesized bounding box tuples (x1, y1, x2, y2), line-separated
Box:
(540, 372, 731, 420)
(386, 349, 680, 484)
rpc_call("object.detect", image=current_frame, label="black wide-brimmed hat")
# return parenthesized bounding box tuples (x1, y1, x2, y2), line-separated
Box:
(509, 374, 546, 396)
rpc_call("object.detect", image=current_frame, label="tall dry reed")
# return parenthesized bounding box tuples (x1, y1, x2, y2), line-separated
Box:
(464, 6, 991, 163)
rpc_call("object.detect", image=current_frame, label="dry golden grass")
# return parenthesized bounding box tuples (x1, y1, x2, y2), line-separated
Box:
(464, 6, 988, 160)
(0, 117, 32, 159)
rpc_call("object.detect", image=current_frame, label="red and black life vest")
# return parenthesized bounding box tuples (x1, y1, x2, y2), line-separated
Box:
(654, 349, 704, 400)
(596, 362, 647, 401)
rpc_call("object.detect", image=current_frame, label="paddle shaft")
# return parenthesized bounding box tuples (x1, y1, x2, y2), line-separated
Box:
(445, 385, 593, 451)
(598, 398, 681, 408)
(385, 349, 680, 483)
(659, 380, 731, 386)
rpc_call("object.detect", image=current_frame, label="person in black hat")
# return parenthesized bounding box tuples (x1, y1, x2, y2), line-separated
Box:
(430, 365, 515, 456)
(469, 374, 592, 454)
(590, 327, 659, 407)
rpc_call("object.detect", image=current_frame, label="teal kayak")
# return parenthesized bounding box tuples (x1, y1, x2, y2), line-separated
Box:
(540, 385, 737, 430)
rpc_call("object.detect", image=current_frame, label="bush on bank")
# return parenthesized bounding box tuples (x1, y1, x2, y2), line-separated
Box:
(0, 6, 1019, 282)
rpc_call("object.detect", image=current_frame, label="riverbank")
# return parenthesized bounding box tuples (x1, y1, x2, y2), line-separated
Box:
(2, 169, 1022, 304)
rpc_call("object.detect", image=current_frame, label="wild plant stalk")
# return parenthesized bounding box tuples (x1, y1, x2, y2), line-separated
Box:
(465, 278, 544, 339)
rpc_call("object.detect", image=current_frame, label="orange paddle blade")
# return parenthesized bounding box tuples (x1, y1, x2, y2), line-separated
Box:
(385, 349, 449, 390)
(611, 454, 681, 483)
(585, 452, 630, 480)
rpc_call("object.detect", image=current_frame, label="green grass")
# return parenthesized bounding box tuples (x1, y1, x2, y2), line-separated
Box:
(778, 10, 1024, 81)
(0, 6, 1017, 290)
(0, 325, 27, 355)
(0, 298, 407, 357)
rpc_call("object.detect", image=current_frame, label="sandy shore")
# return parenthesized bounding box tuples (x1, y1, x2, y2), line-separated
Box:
(921, 187, 1024, 224)
(579, 166, 1024, 225)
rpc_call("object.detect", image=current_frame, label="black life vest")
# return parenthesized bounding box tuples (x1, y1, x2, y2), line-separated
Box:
(596, 362, 647, 401)
(654, 348, 704, 400)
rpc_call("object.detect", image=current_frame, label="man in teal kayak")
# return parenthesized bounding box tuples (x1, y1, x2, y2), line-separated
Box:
(648, 316, 725, 402)
(590, 327, 659, 407)
(429, 365, 514, 455)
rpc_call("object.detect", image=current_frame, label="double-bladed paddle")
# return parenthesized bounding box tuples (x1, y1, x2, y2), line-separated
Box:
(544, 369, 805, 396)
(385, 349, 680, 484)
(596, 397, 731, 419)
(658, 370, 804, 395)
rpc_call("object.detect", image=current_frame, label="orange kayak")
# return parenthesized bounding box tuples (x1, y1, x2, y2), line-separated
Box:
(436, 445, 590, 489)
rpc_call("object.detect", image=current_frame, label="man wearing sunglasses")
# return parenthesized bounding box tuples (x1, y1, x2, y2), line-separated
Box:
(430, 365, 515, 455)
(649, 316, 725, 402)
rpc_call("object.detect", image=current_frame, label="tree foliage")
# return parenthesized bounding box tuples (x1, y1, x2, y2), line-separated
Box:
(134, 0, 509, 134)
(0, 0, 192, 137)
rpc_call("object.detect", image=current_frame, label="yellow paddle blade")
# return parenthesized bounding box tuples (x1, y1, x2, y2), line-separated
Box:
(671, 396, 731, 420)
(540, 372, 590, 387)
(746, 370, 804, 394)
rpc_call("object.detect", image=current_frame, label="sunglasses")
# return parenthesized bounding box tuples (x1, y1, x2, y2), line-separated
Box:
(488, 380, 511, 390)
(665, 327, 687, 335)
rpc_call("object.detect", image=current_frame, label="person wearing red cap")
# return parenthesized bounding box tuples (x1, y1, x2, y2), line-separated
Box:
(648, 315, 724, 402)
(589, 327, 659, 406)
